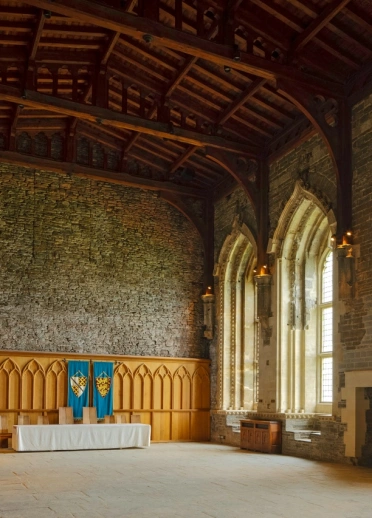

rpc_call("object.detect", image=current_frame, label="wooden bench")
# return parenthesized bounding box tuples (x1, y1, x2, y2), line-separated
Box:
(0, 432, 12, 449)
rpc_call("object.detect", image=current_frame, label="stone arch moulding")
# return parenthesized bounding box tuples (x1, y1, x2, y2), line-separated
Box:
(268, 180, 336, 258)
(214, 217, 257, 280)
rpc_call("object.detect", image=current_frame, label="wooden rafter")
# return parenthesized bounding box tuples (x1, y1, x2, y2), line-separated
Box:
(20, 0, 345, 95)
(29, 9, 45, 60)
(0, 85, 258, 155)
(123, 15, 221, 162)
(249, 0, 361, 70)
(291, 0, 352, 53)
(217, 78, 267, 125)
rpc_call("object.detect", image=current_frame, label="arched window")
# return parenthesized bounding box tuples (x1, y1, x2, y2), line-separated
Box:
(271, 182, 336, 414)
(216, 226, 257, 411)
(319, 251, 333, 405)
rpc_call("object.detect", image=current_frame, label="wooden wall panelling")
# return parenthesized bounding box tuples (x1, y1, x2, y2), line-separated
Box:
(0, 352, 210, 443)
(191, 367, 210, 441)
(45, 360, 68, 412)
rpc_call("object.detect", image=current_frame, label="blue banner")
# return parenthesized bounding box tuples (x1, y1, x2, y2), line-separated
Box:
(67, 360, 90, 419)
(93, 361, 114, 419)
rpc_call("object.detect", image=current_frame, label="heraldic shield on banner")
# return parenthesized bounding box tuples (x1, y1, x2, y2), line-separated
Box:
(67, 360, 90, 419)
(93, 361, 114, 419)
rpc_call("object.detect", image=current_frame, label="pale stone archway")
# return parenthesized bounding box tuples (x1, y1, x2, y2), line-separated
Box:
(214, 218, 257, 411)
(269, 181, 337, 414)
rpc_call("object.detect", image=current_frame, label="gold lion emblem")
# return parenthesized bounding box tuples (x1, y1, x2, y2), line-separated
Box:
(95, 374, 111, 398)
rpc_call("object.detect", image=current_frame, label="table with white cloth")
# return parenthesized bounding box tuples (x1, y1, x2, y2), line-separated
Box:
(12, 423, 151, 452)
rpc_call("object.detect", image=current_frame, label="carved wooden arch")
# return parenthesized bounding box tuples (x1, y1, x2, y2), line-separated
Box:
(45, 360, 67, 409)
(133, 363, 153, 410)
(0, 358, 21, 410)
(21, 359, 45, 410)
(114, 363, 133, 410)
(276, 81, 351, 243)
(173, 365, 192, 410)
(153, 364, 173, 410)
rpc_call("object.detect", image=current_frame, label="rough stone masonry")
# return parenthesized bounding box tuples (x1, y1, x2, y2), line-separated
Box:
(0, 165, 206, 358)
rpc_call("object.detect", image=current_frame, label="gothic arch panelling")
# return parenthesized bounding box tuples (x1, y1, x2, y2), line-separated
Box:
(153, 365, 173, 410)
(21, 359, 45, 410)
(133, 363, 153, 410)
(114, 363, 133, 411)
(0, 352, 210, 441)
(173, 366, 192, 410)
(45, 360, 67, 410)
(0, 358, 21, 410)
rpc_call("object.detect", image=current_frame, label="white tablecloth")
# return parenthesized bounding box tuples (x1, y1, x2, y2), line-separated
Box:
(12, 423, 151, 452)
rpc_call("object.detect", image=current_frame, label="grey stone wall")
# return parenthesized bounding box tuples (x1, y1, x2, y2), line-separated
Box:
(269, 133, 336, 238)
(214, 186, 257, 263)
(0, 164, 206, 358)
(338, 93, 372, 368)
(210, 128, 344, 462)
(211, 413, 348, 463)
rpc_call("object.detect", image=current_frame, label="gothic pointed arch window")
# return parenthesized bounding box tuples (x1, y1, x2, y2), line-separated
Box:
(216, 224, 258, 411)
(271, 182, 336, 414)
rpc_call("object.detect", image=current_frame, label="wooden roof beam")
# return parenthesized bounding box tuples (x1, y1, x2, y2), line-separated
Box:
(287, 0, 372, 58)
(250, 0, 360, 70)
(29, 10, 46, 60)
(0, 85, 258, 155)
(123, 16, 220, 157)
(69, 0, 137, 134)
(217, 78, 267, 125)
(21, 0, 345, 96)
(169, 145, 198, 176)
(291, 0, 351, 53)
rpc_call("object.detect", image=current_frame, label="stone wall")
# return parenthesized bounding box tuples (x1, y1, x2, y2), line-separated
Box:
(0, 164, 206, 358)
(210, 130, 345, 462)
(214, 185, 257, 263)
(339, 93, 372, 369)
(269, 133, 336, 238)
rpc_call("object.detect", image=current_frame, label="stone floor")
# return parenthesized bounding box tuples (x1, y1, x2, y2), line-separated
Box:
(1, 443, 372, 518)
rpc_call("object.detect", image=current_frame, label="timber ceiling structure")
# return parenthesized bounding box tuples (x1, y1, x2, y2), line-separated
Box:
(0, 0, 372, 203)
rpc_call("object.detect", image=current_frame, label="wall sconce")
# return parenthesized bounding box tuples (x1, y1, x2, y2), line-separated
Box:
(343, 230, 353, 245)
(201, 286, 215, 339)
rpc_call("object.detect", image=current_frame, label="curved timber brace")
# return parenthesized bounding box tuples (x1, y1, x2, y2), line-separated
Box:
(277, 81, 352, 245)
(206, 148, 270, 273)
(159, 191, 213, 293)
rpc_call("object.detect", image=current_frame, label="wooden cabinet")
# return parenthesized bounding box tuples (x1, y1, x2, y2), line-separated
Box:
(240, 419, 281, 454)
